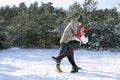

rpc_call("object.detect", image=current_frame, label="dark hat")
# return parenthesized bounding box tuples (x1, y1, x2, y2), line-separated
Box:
(77, 15, 83, 23)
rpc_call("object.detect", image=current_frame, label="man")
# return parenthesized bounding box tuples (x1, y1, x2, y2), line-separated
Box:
(52, 15, 90, 73)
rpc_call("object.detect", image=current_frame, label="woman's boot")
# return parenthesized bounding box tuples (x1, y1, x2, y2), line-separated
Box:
(52, 56, 62, 64)
(71, 65, 78, 73)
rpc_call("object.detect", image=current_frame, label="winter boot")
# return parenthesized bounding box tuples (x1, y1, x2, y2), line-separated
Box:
(71, 66, 81, 70)
(55, 64, 62, 73)
(71, 66, 78, 73)
(52, 56, 61, 64)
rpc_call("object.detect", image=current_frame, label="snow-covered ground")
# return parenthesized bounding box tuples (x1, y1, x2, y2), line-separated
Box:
(0, 47, 120, 80)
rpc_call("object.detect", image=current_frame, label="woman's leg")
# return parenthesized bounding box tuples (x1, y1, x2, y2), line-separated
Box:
(67, 48, 77, 66)
(66, 40, 80, 73)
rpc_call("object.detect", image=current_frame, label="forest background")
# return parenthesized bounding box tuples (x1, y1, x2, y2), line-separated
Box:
(0, 0, 120, 50)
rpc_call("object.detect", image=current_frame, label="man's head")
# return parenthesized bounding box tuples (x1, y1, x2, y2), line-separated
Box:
(77, 15, 83, 26)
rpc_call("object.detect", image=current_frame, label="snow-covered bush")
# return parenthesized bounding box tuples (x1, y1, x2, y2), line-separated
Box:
(115, 23, 120, 35)
(114, 23, 120, 48)
(87, 22, 116, 50)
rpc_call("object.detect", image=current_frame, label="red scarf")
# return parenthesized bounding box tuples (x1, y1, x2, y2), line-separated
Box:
(75, 26, 90, 38)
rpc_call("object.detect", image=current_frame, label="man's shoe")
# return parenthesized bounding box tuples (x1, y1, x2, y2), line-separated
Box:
(71, 69, 78, 73)
(56, 64, 62, 73)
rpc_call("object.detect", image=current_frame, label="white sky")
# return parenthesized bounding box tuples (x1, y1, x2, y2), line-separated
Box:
(0, 0, 120, 11)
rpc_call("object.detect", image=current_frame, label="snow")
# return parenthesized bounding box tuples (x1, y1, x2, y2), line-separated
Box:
(0, 48, 120, 80)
